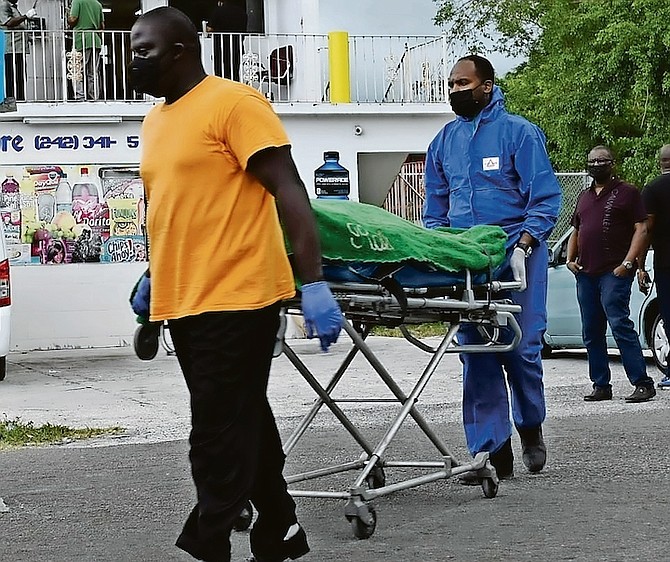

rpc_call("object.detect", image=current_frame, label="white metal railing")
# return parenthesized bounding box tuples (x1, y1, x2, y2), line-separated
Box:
(1, 30, 448, 105)
(350, 35, 447, 103)
(384, 160, 426, 223)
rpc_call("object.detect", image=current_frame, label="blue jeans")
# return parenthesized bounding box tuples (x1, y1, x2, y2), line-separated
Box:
(576, 272, 653, 389)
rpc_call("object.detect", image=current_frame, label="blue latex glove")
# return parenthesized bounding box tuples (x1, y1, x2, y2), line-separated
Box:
(301, 281, 342, 352)
(131, 271, 151, 320)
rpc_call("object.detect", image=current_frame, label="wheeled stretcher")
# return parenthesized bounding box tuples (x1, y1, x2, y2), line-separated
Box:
(132, 199, 524, 538)
(279, 222, 525, 538)
(282, 201, 521, 538)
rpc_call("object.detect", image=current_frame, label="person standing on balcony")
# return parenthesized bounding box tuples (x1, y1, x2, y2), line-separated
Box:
(206, 0, 247, 81)
(566, 145, 656, 402)
(0, 0, 37, 101)
(639, 144, 670, 388)
(128, 7, 341, 562)
(423, 54, 561, 483)
(68, 0, 104, 100)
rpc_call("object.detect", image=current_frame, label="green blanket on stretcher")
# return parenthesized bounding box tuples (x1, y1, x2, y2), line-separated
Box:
(288, 199, 507, 273)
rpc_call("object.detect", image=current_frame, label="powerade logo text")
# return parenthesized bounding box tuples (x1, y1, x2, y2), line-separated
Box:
(315, 176, 349, 183)
(315, 173, 349, 196)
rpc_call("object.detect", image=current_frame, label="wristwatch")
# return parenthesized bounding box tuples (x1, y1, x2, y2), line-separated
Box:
(622, 260, 634, 270)
(515, 241, 533, 258)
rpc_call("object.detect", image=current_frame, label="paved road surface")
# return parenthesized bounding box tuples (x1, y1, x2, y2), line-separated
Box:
(1, 336, 669, 561)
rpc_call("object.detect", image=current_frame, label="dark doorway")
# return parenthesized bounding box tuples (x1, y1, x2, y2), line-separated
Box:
(170, 0, 217, 31)
(101, 0, 141, 31)
(99, 1, 262, 33)
(169, 1, 263, 34)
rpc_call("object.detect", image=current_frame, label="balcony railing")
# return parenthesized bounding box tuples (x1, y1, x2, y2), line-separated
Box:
(1, 30, 448, 105)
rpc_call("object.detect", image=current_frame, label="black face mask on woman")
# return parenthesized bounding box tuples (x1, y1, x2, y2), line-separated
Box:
(128, 55, 164, 96)
(449, 84, 485, 119)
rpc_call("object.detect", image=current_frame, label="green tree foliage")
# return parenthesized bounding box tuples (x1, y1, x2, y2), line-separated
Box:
(434, 0, 670, 187)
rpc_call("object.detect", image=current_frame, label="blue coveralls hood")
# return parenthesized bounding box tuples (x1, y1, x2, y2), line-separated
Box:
(423, 84, 561, 248)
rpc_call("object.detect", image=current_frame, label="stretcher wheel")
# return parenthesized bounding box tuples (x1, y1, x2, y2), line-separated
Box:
(350, 504, 376, 539)
(481, 477, 498, 499)
(133, 323, 161, 361)
(233, 500, 254, 531)
(366, 466, 386, 489)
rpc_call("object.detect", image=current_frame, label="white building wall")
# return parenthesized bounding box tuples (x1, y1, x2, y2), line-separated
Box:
(8, 107, 448, 351)
(5, 0, 456, 351)
(317, 0, 440, 35)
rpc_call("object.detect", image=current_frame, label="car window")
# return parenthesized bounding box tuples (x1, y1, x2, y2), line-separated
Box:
(555, 239, 568, 265)
(549, 228, 572, 266)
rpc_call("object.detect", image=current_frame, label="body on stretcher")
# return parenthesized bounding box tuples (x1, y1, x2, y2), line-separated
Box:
(278, 268, 523, 539)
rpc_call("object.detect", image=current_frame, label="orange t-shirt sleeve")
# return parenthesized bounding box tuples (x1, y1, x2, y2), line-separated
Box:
(223, 94, 291, 170)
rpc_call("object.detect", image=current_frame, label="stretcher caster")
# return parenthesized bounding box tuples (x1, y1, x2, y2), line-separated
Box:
(366, 466, 386, 489)
(133, 323, 161, 361)
(348, 504, 377, 539)
(233, 500, 254, 531)
(481, 477, 498, 498)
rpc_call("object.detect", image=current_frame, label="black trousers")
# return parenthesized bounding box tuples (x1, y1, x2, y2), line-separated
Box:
(170, 304, 297, 562)
(4, 53, 25, 101)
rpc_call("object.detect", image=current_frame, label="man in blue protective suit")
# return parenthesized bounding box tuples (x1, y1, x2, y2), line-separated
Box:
(423, 54, 562, 482)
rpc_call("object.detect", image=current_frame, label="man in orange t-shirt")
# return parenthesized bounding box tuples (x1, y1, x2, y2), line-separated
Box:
(129, 8, 342, 562)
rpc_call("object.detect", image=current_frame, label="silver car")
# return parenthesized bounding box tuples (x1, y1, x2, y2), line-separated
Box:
(544, 228, 668, 373)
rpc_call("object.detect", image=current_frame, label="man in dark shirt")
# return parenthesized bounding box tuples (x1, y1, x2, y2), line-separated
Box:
(566, 145, 656, 402)
(640, 144, 670, 387)
(206, 0, 247, 81)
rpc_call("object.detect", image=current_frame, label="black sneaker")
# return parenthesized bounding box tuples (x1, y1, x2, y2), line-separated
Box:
(248, 525, 309, 562)
(624, 385, 656, 403)
(583, 387, 613, 401)
(459, 438, 513, 485)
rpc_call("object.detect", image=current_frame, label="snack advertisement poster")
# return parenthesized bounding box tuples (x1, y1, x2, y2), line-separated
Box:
(1, 165, 147, 265)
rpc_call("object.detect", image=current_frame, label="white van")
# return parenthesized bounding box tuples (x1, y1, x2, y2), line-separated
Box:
(0, 221, 11, 381)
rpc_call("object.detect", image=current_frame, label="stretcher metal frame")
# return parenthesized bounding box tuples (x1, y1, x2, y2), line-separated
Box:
(278, 270, 523, 539)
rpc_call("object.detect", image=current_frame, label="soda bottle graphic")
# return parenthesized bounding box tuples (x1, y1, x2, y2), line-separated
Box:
(1, 175, 20, 210)
(55, 173, 72, 214)
(72, 167, 100, 224)
(314, 151, 350, 199)
(72, 167, 100, 203)
(37, 192, 56, 222)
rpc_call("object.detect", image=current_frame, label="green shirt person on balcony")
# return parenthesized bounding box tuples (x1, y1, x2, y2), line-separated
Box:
(67, 0, 104, 101)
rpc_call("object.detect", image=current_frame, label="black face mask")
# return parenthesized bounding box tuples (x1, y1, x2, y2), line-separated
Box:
(587, 164, 613, 184)
(449, 85, 485, 119)
(128, 55, 163, 96)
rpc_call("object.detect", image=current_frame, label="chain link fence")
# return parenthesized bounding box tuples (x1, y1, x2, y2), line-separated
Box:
(551, 172, 589, 244)
(383, 161, 589, 244)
